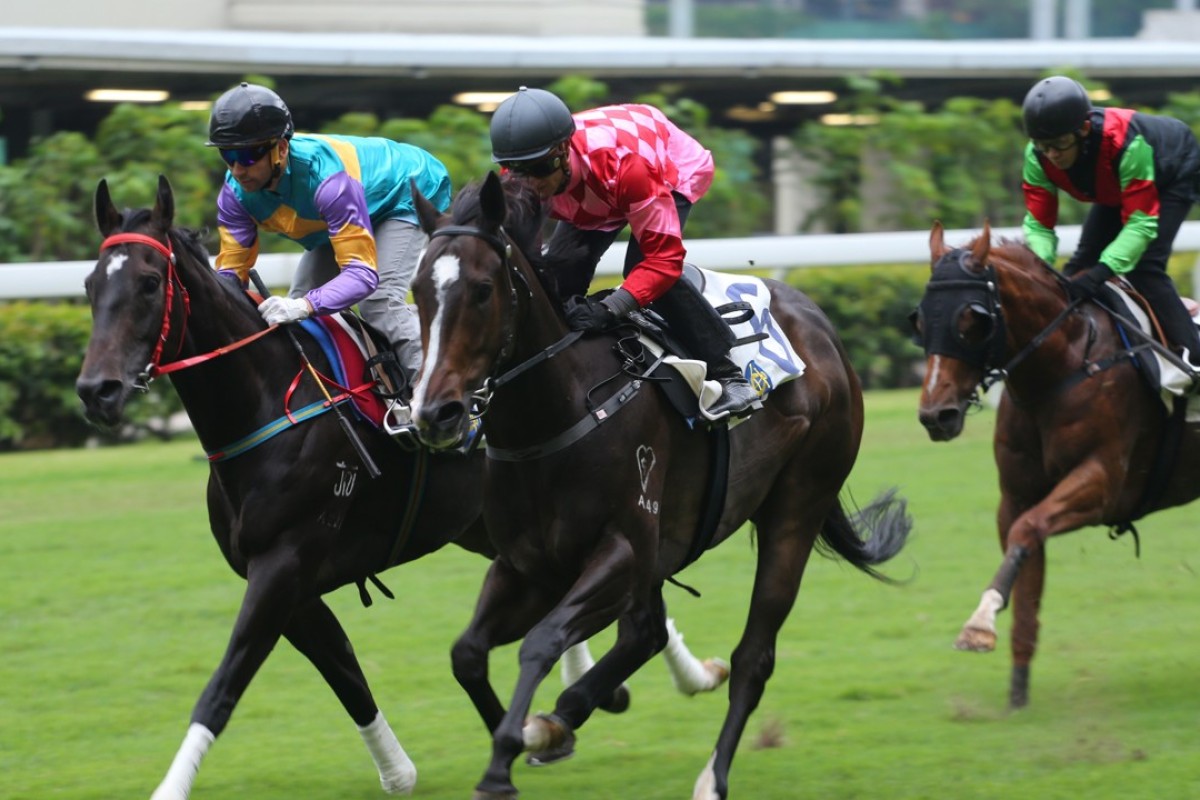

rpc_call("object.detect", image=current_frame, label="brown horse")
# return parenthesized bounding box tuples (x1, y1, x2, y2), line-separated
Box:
(409, 171, 913, 800)
(75, 176, 722, 799)
(913, 220, 1200, 708)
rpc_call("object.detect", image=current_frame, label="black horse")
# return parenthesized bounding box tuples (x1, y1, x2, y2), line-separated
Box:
(76, 175, 725, 799)
(409, 171, 914, 800)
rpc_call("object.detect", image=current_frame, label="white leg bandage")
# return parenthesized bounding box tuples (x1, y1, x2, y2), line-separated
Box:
(560, 642, 596, 687)
(358, 711, 417, 796)
(150, 723, 215, 800)
(663, 618, 730, 695)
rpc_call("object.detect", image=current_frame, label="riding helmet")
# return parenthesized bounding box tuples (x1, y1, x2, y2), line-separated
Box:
(489, 87, 577, 163)
(206, 82, 295, 147)
(1022, 76, 1092, 140)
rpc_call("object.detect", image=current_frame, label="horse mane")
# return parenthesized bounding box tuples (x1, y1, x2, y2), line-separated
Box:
(968, 233, 1060, 290)
(449, 174, 589, 304)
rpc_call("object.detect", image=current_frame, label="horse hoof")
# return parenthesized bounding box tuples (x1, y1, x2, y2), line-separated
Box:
(598, 683, 631, 714)
(525, 739, 576, 768)
(523, 712, 577, 758)
(954, 626, 997, 652)
(472, 791, 518, 800)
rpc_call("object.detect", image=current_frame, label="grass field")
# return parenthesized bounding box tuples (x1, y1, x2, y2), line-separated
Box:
(2, 388, 1197, 800)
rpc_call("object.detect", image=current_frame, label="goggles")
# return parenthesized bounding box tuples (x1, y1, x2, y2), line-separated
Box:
(219, 142, 276, 167)
(501, 155, 562, 178)
(1032, 136, 1077, 155)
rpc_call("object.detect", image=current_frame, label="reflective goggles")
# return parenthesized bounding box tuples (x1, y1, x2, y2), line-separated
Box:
(500, 155, 562, 178)
(219, 142, 276, 167)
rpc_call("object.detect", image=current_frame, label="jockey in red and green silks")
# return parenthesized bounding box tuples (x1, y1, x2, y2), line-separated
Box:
(1020, 75, 1200, 366)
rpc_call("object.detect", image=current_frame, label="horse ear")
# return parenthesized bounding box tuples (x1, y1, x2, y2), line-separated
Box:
(150, 174, 175, 233)
(412, 179, 444, 235)
(929, 220, 948, 269)
(94, 179, 122, 237)
(479, 170, 507, 232)
(971, 219, 991, 268)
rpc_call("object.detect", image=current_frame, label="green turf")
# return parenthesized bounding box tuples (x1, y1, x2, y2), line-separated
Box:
(2, 388, 1197, 799)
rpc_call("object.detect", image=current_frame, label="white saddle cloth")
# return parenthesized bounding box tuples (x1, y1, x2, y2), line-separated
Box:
(649, 267, 807, 424)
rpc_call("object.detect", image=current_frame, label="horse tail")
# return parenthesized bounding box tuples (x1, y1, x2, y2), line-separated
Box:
(815, 488, 913, 583)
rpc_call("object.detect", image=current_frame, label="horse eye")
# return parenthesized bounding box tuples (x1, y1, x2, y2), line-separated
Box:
(472, 281, 493, 305)
(139, 274, 162, 295)
(957, 305, 993, 344)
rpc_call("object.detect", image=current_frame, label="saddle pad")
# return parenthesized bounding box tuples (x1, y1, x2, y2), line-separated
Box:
(297, 314, 388, 428)
(692, 266, 807, 397)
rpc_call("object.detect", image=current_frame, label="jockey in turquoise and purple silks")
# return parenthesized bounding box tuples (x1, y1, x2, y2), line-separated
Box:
(207, 82, 451, 382)
(1021, 75, 1200, 366)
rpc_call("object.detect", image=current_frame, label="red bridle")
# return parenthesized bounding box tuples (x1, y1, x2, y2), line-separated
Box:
(99, 232, 190, 383)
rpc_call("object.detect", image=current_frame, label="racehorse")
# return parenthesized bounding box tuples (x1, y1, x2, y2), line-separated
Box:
(408, 170, 914, 800)
(76, 175, 725, 800)
(913, 220, 1200, 708)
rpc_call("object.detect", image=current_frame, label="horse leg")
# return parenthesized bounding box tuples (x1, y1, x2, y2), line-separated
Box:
(557, 615, 725, 715)
(452, 557, 556, 736)
(473, 534, 637, 800)
(527, 594, 672, 767)
(954, 463, 1105, 670)
(694, 516, 817, 800)
(282, 597, 416, 795)
(661, 616, 731, 696)
(559, 641, 631, 714)
(151, 550, 302, 800)
(1008, 546, 1045, 709)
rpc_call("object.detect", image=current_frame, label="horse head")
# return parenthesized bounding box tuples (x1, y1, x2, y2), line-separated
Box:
(77, 175, 185, 426)
(410, 170, 526, 450)
(913, 220, 1009, 441)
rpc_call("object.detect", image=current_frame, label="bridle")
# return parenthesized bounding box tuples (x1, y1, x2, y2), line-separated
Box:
(97, 231, 274, 389)
(427, 224, 581, 415)
(914, 248, 1083, 403)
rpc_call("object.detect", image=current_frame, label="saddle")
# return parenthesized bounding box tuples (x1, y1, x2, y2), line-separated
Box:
(617, 265, 807, 425)
(1100, 280, 1199, 411)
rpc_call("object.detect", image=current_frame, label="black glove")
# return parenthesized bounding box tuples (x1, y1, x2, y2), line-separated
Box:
(564, 295, 618, 333)
(1067, 263, 1114, 302)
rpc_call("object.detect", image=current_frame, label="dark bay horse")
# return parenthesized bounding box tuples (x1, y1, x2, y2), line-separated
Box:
(409, 171, 914, 800)
(76, 175, 723, 799)
(913, 221, 1200, 708)
(77, 176, 491, 798)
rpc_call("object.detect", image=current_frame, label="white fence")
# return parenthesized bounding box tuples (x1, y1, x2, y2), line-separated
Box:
(5, 222, 1200, 300)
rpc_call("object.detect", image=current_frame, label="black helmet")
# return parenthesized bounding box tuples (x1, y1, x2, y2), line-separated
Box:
(206, 82, 294, 148)
(1022, 76, 1091, 140)
(490, 87, 576, 163)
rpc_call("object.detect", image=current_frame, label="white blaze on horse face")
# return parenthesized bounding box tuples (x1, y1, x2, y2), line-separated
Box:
(411, 253, 462, 412)
(105, 252, 128, 279)
(927, 354, 942, 388)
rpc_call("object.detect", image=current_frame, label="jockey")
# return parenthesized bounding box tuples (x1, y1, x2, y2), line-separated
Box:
(489, 86, 761, 421)
(1021, 75, 1200, 369)
(207, 81, 452, 404)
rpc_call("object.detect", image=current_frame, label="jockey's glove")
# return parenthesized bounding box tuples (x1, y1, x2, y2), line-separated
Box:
(565, 288, 637, 333)
(1067, 263, 1114, 301)
(259, 295, 313, 326)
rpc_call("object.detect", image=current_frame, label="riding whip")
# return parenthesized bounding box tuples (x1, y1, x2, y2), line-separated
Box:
(249, 270, 381, 478)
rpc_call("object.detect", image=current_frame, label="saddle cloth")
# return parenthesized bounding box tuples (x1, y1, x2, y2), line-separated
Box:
(658, 267, 806, 424)
(298, 314, 388, 429)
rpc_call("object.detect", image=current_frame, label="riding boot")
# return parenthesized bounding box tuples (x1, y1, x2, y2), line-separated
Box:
(1149, 291, 1200, 374)
(650, 279, 761, 420)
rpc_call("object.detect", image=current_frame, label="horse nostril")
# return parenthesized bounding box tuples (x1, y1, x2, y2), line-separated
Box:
(76, 378, 124, 410)
(434, 401, 466, 428)
(936, 408, 961, 428)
